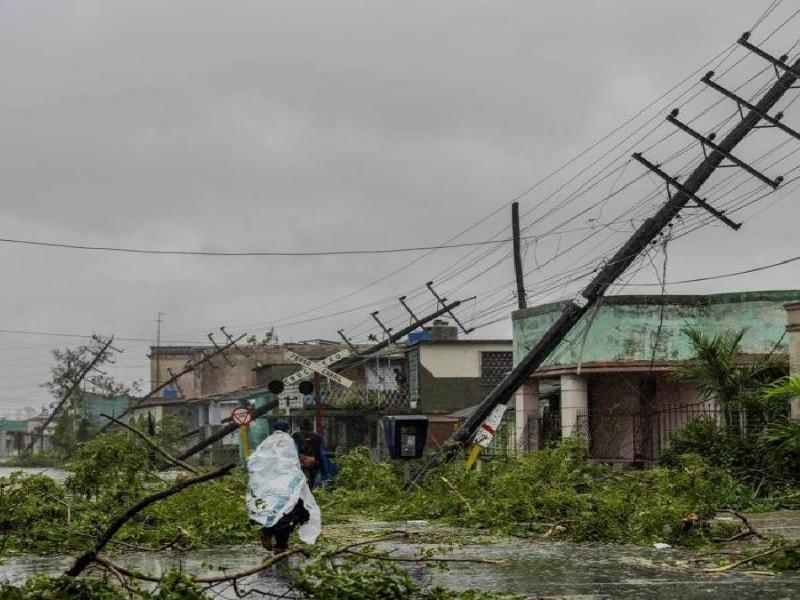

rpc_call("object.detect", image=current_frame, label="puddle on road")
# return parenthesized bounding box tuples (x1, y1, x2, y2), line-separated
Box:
(3, 535, 799, 599)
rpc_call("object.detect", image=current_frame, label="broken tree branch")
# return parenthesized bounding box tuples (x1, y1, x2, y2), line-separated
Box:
(717, 508, 767, 542)
(65, 463, 235, 577)
(95, 548, 303, 584)
(703, 542, 800, 573)
(339, 549, 504, 565)
(439, 476, 472, 514)
(101, 413, 198, 474)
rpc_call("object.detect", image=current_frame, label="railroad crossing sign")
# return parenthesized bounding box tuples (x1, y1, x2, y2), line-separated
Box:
(284, 350, 353, 388)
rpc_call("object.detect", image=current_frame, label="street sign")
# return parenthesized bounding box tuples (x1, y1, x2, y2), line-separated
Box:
(230, 406, 254, 459)
(284, 350, 353, 388)
(277, 383, 308, 410)
(231, 406, 253, 426)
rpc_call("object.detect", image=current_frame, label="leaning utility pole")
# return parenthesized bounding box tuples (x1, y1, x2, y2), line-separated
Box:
(512, 201, 527, 309)
(410, 32, 800, 485)
(26, 337, 115, 453)
(105, 332, 248, 429)
(154, 311, 164, 390)
(331, 297, 471, 373)
(171, 298, 472, 465)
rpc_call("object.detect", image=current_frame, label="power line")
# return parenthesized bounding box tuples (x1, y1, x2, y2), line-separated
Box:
(0, 234, 562, 258)
(623, 252, 800, 287)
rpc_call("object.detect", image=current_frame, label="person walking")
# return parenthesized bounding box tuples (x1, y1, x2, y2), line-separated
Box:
(246, 421, 321, 553)
(292, 419, 328, 490)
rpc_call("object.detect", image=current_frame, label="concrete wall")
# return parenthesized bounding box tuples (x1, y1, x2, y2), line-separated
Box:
(512, 291, 800, 372)
(416, 341, 512, 413)
(785, 302, 800, 419)
(149, 347, 198, 398)
(420, 342, 511, 378)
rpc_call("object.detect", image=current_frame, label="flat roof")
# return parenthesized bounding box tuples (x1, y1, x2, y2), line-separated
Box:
(513, 290, 800, 320)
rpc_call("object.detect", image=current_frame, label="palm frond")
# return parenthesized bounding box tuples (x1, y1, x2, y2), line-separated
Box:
(762, 375, 800, 402)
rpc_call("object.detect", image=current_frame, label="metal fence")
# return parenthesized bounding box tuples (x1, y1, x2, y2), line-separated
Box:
(320, 385, 410, 410)
(523, 403, 771, 463)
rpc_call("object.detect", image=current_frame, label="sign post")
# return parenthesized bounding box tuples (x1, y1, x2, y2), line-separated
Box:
(284, 350, 354, 436)
(313, 373, 322, 434)
(231, 406, 254, 460)
(465, 403, 508, 470)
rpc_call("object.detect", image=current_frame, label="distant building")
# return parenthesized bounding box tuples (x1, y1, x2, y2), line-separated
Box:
(0, 414, 52, 457)
(512, 290, 800, 463)
(79, 392, 129, 428)
(405, 320, 513, 414)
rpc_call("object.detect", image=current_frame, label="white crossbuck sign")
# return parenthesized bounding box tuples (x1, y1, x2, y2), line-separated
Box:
(283, 349, 353, 388)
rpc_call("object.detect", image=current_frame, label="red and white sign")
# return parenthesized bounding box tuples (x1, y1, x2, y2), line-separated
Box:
(230, 406, 253, 426)
(473, 403, 507, 448)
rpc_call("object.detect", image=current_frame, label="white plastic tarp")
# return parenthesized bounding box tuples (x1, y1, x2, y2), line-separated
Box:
(245, 431, 321, 544)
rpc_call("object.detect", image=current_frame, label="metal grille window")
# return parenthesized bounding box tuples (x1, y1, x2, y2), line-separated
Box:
(480, 351, 513, 385)
(407, 348, 420, 403)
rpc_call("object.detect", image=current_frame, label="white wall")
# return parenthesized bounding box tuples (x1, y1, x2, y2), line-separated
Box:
(420, 343, 511, 378)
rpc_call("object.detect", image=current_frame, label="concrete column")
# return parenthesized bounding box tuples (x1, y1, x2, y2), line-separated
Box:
(784, 302, 800, 419)
(0, 427, 6, 458)
(514, 380, 540, 454)
(561, 374, 588, 438)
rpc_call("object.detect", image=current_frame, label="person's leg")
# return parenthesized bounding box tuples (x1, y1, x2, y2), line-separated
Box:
(305, 467, 319, 490)
(273, 526, 291, 553)
(259, 527, 273, 550)
(287, 499, 310, 528)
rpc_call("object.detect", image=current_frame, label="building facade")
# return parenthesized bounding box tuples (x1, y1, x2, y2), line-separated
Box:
(512, 290, 800, 463)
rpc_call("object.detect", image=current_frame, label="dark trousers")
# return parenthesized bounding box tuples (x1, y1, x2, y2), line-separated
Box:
(261, 499, 310, 552)
(302, 467, 319, 490)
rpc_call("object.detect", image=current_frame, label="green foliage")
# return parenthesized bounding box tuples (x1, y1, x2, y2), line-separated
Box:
(50, 410, 78, 457)
(762, 374, 800, 413)
(672, 327, 781, 418)
(0, 575, 122, 600)
(758, 419, 800, 481)
(0, 473, 71, 553)
(320, 439, 744, 546)
(661, 417, 755, 472)
(132, 470, 253, 547)
(662, 417, 800, 492)
(0, 433, 253, 554)
(66, 432, 155, 503)
(0, 570, 209, 600)
(294, 552, 418, 599)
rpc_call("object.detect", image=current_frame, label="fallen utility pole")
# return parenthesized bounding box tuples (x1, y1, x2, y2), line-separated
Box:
(26, 337, 115, 453)
(332, 297, 471, 373)
(512, 202, 527, 309)
(170, 298, 471, 466)
(104, 332, 248, 430)
(410, 34, 800, 486)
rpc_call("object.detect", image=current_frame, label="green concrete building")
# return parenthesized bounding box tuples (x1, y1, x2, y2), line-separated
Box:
(511, 290, 800, 463)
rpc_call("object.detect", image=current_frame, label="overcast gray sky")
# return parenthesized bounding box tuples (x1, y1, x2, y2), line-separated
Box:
(2, 0, 800, 413)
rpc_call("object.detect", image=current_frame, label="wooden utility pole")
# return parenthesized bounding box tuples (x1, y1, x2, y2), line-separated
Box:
(313, 372, 322, 433)
(105, 332, 248, 429)
(512, 202, 527, 309)
(154, 311, 163, 390)
(170, 298, 472, 465)
(410, 34, 800, 485)
(27, 337, 114, 453)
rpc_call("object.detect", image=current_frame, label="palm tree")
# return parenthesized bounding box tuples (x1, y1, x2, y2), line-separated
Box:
(762, 374, 800, 405)
(673, 327, 780, 428)
(759, 376, 800, 463)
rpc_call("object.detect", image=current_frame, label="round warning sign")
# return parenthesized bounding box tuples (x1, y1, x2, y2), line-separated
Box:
(231, 406, 253, 426)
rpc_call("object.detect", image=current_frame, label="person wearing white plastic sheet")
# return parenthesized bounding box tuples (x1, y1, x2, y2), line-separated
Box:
(246, 421, 321, 553)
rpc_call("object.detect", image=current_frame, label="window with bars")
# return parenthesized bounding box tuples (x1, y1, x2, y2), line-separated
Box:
(480, 351, 513, 385)
(407, 347, 420, 402)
